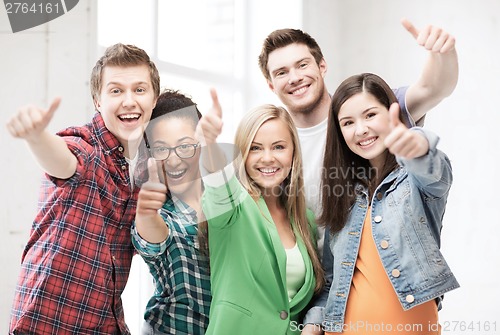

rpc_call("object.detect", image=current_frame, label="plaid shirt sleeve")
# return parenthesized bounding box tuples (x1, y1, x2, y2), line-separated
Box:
(131, 222, 170, 257)
(10, 114, 137, 335)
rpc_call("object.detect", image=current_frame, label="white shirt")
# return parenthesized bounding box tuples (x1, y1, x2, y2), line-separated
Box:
(296, 118, 328, 255)
(285, 243, 306, 301)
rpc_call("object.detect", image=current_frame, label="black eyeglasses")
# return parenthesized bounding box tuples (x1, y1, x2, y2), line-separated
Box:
(149, 143, 200, 161)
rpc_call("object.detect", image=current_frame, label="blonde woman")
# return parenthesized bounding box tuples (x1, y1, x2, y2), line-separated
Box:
(197, 93, 324, 335)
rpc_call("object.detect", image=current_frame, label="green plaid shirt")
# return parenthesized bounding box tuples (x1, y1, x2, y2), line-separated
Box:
(132, 193, 211, 334)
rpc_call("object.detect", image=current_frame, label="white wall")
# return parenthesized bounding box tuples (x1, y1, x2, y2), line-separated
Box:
(1, 0, 499, 333)
(0, 1, 97, 331)
(304, 0, 500, 330)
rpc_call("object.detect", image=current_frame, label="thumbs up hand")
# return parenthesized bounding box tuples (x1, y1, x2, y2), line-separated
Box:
(195, 88, 223, 146)
(384, 103, 429, 159)
(195, 88, 227, 173)
(402, 18, 455, 54)
(136, 158, 168, 219)
(135, 158, 170, 243)
(6, 97, 61, 142)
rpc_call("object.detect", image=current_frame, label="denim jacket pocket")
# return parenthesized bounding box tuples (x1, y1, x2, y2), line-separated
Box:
(385, 175, 410, 204)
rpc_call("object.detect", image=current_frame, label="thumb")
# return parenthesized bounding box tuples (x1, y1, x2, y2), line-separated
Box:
(210, 88, 222, 119)
(44, 97, 62, 122)
(401, 18, 419, 40)
(389, 103, 403, 130)
(147, 157, 160, 183)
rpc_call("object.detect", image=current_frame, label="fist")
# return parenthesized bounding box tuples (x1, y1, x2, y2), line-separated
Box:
(6, 97, 61, 141)
(195, 88, 223, 145)
(402, 18, 455, 53)
(136, 158, 167, 218)
(384, 103, 429, 159)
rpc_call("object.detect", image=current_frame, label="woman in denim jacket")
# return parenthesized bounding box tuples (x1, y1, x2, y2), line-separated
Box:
(302, 73, 459, 334)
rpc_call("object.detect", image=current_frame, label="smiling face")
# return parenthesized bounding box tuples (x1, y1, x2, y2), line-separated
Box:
(149, 117, 201, 198)
(95, 64, 157, 157)
(244, 118, 294, 197)
(266, 43, 328, 117)
(338, 91, 391, 170)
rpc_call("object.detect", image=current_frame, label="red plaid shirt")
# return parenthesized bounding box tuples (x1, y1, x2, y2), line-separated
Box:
(10, 113, 137, 335)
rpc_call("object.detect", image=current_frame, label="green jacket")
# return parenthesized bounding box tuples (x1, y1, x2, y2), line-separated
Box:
(203, 172, 317, 335)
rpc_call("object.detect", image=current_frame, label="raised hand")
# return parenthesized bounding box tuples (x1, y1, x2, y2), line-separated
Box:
(402, 18, 455, 53)
(384, 103, 429, 159)
(195, 88, 227, 173)
(195, 88, 223, 146)
(6, 97, 61, 141)
(5, 97, 79, 179)
(136, 158, 168, 219)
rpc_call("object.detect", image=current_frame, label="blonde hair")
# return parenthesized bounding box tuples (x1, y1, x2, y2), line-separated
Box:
(234, 104, 324, 293)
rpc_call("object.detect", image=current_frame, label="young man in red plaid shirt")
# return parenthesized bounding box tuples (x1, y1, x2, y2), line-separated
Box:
(6, 43, 160, 335)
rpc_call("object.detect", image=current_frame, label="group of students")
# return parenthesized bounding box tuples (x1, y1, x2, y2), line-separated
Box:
(6, 19, 459, 335)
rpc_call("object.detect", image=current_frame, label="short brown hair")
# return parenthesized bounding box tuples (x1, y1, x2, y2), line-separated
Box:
(258, 28, 324, 81)
(90, 43, 160, 104)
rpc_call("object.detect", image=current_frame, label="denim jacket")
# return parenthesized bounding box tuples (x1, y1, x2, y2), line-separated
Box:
(303, 128, 459, 333)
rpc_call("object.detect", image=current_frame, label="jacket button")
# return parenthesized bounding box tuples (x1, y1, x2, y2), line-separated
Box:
(374, 215, 382, 223)
(279, 311, 288, 320)
(118, 146, 124, 152)
(121, 165, 127, 171)
(391, 269, 401, 277)
(380, 240, 389, 249)
(376, 192, 383, 200)
(406, 294, 415, 303)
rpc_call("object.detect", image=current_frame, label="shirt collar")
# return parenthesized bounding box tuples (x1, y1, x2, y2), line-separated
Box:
(91, 112, 124, 154)
(164, 193, 198, 221)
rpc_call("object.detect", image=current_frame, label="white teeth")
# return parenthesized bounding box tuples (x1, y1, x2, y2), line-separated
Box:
(168, 169, 186, 177)
(259, 168, 278, 173)
(359, 138, 376, 146)
(292, 87, 307, 95)
(119, 114, 140, 119)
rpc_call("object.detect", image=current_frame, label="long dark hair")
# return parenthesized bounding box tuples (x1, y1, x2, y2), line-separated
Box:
(320, 73, 404, 233)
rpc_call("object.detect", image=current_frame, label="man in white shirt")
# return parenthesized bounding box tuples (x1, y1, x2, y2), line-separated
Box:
(258, 19, 457, 255)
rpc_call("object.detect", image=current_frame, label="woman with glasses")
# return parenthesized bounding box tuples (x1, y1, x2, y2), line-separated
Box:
(131, 89, 211, 335)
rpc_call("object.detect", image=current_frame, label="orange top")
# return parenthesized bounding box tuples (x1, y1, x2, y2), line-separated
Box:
(327, 207, 440, 335)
